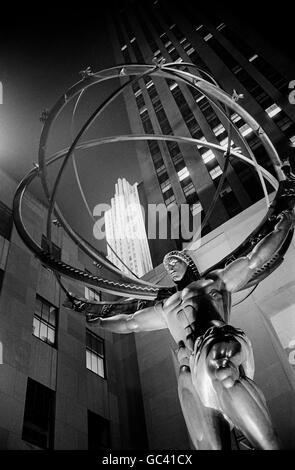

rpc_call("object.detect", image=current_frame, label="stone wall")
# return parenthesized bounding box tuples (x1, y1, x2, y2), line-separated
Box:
(0, 168, 147, 450)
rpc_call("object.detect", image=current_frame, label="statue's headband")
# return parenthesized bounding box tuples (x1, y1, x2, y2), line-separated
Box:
(163, 250, 199, 278)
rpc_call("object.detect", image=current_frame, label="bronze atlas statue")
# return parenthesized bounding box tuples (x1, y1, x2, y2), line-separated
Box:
(86, 208, 294, 450)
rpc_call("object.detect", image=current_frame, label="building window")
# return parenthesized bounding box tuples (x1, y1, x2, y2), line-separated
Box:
(219, 26, 287, 91)
(165, 194, 176, 207)
(178, 167, 190, 181)
(0, 201, 13, 241)
(249, 54, 258, 62)
(88, 410, 110, 450)
(265, 103, 282, 118)
(186, 47, 195, 56)
(202, 150, 215, 164)
(216, 22, 226, 31)
(169, 82, 178, 91)
(33, 296, 57, 346)
(22, 378, 55, 449)
(204, 33, 213, 42)
(231, 113, 242, 124)
(86, 330, 105, 378)
(161, 180, 172, 193)
(210, 165, 223, 180)
(213, 123, 226, 137)
(239, 124, 253, 137)
(190, 202, 203, 215)
(163, 187, 174, 200)
(183, 181, 195, 197)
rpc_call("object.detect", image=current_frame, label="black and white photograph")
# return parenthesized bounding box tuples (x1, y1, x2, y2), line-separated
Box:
(0, 0, 295, 457)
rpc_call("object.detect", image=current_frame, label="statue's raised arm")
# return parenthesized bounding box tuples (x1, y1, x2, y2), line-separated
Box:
(216, 209, 295, 292)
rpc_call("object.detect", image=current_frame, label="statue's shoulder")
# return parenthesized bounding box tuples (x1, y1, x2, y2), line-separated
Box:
(185, 276, 217, 290)
(204, 269, 224, 284)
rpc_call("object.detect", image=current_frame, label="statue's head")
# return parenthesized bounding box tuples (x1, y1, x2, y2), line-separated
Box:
(163, 250, 200, 288)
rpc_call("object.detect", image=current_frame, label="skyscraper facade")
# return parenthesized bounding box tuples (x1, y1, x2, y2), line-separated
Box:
(0, 168, 148, 450)
(105, 177, 153, 277)
(107, 0, 295, 240)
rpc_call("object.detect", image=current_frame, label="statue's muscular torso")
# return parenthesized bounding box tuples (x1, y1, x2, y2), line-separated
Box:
(160, 274, 231, 354)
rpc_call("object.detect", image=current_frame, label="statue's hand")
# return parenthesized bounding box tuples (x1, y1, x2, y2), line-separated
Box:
(277, 209, 295, 224)
(86, 313, 102, 325)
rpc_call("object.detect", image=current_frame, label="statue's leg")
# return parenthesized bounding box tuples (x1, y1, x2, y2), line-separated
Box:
(206, 338, 280, 450)
(178, 364, 231, 450)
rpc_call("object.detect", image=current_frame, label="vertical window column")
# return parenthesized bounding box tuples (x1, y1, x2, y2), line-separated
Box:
(88, 410, 110, 450)
(33, 295, 58, 346)
(86, 330, 105, 378)
(22, 378, 55, 449)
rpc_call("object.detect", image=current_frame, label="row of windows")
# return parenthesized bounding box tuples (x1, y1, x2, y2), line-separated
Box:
(165, 77, 240, 204)
(33, 295, 57, 346)
(118, 2, 226, 214)
(33, 295, 105, 378)
(181, 3, 288, 92)
(142, 77, 202, 207)
(131, 73, 180, 206)
(121, 0, 294, 149)
(127, 14, 248, 213)
(201, 27, 295, 142)
(178, 8, 295, 146)
(116, 2, 294, 221)
(115, 3, 292, 227)
(22, 377, 110, 449)
(218, 24, 288, 92)
(0, 211, 105, 376)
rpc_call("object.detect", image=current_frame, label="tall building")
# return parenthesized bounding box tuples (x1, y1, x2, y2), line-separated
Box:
(105, 177, 153, 277)
(0, 168, 148, 450)
(107, 0, 295, 240)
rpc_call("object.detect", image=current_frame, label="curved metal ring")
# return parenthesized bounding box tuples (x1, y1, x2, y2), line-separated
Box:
(12, 63, 283, 300)
(37, 64, 281, 287)
(13, 132, 278, 298)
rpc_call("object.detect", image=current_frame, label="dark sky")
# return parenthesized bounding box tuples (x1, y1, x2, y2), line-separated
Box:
(0, 1, 294, 254)
(0, 3, 143, 254)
